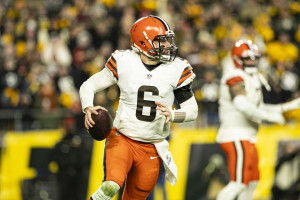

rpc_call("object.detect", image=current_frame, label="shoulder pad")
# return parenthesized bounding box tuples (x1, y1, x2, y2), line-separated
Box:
(174, 58, 195, 88)
(222, 68, 245, 84)
(112, 50, 138, 60)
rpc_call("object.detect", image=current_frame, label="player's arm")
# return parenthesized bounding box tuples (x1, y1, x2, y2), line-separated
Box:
(155, 83, 198, 124)
(79, 68, 117, 128)
(280, 97, 300, 112)
(80, 53, 118, 112)
(259, 97, 300, 116)
(80, 68, 117, 110)
(229, 78, 285, 124)
(172, 83, 198, 123)
(156, 62, 198, 123)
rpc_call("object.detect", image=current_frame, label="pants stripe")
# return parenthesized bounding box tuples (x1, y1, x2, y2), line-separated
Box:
(234, 140, 244, 183)
(103, 139, 107, 181)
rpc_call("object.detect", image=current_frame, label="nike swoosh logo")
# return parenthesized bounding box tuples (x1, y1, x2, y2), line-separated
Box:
(150, 156, 160, 160)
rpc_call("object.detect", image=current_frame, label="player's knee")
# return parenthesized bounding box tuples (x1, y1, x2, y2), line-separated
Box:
(101, 180, 120, 197)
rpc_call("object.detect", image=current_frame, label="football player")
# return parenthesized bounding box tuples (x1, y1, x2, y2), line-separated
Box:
(216, 40, 300, 200)
(79, 15, 198, 200)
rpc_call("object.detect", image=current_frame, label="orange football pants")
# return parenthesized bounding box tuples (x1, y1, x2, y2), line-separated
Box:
(220, 140, 259, 185)
(103, 128, 162, 200)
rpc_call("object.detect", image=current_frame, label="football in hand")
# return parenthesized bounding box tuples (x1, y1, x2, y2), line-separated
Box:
(88, 108, 113, 141)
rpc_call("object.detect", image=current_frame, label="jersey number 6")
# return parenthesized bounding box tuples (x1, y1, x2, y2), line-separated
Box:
(136, 85, 159, 122)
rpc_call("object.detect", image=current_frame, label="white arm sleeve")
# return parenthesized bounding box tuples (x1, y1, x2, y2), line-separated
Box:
(259, 103, 282, 113)
(171, 96, 198, 123)
(281, 97, 300, 112)
(259, 97, 300, 113)
(233, 95, 285, 124)
(79, 68, 117, 112)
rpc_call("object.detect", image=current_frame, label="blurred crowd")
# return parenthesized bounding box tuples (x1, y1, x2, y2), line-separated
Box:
(1, 0, 300, 130)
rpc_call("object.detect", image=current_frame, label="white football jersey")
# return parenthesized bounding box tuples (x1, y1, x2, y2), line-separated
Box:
(105, 50, 195, 143)
(217, 68, 263, 143)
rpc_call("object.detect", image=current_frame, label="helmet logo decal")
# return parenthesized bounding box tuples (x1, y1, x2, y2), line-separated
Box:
(133, 25, 137, 32)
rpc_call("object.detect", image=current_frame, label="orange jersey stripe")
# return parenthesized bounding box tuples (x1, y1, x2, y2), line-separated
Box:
(177, 67, 193, 87)
(106, 63, 118, 79)
(177, 72, 193, 86)
(226, 76, 243, 87)
(109, 57, 117, 69)
(106, 56, 118, 79)
(182, 68, 192, 75)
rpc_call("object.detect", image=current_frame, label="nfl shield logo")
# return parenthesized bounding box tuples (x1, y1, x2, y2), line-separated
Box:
(147, 74, 152, 79)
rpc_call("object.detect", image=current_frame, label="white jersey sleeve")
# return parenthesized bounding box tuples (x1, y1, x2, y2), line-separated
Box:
(171, 59, 197, 122)
(79, 67, 117, 112)
(233, 95, 285, 125)
(171, 97, 198, 123)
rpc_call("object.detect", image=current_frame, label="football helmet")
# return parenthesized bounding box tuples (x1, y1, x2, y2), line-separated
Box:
(130, 15, 178, 62)
(232, 40, 258, 73)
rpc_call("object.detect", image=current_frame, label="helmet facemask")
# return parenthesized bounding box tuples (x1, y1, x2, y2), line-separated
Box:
(151, 32, 178, 62)
(241, 55, 258, 74)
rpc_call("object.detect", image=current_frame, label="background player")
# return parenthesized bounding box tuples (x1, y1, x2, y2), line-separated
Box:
(216, 40, 300, 200)
(79, 15, 198, 200)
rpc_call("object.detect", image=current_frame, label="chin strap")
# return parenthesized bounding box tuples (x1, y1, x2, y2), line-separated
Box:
(132, 43, 155, 59)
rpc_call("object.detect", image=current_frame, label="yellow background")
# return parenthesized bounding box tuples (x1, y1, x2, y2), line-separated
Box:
(1, 123, 300, 200)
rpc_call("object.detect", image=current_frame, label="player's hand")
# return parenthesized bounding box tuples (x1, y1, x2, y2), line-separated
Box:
(281, 97, 300, 112)
(265, 112, 285, 125)
(84, 106, 107, 129)
(155, 102, 171, 124)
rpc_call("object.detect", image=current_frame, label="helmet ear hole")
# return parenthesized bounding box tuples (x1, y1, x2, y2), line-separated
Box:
(139, 41, 145, 46)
